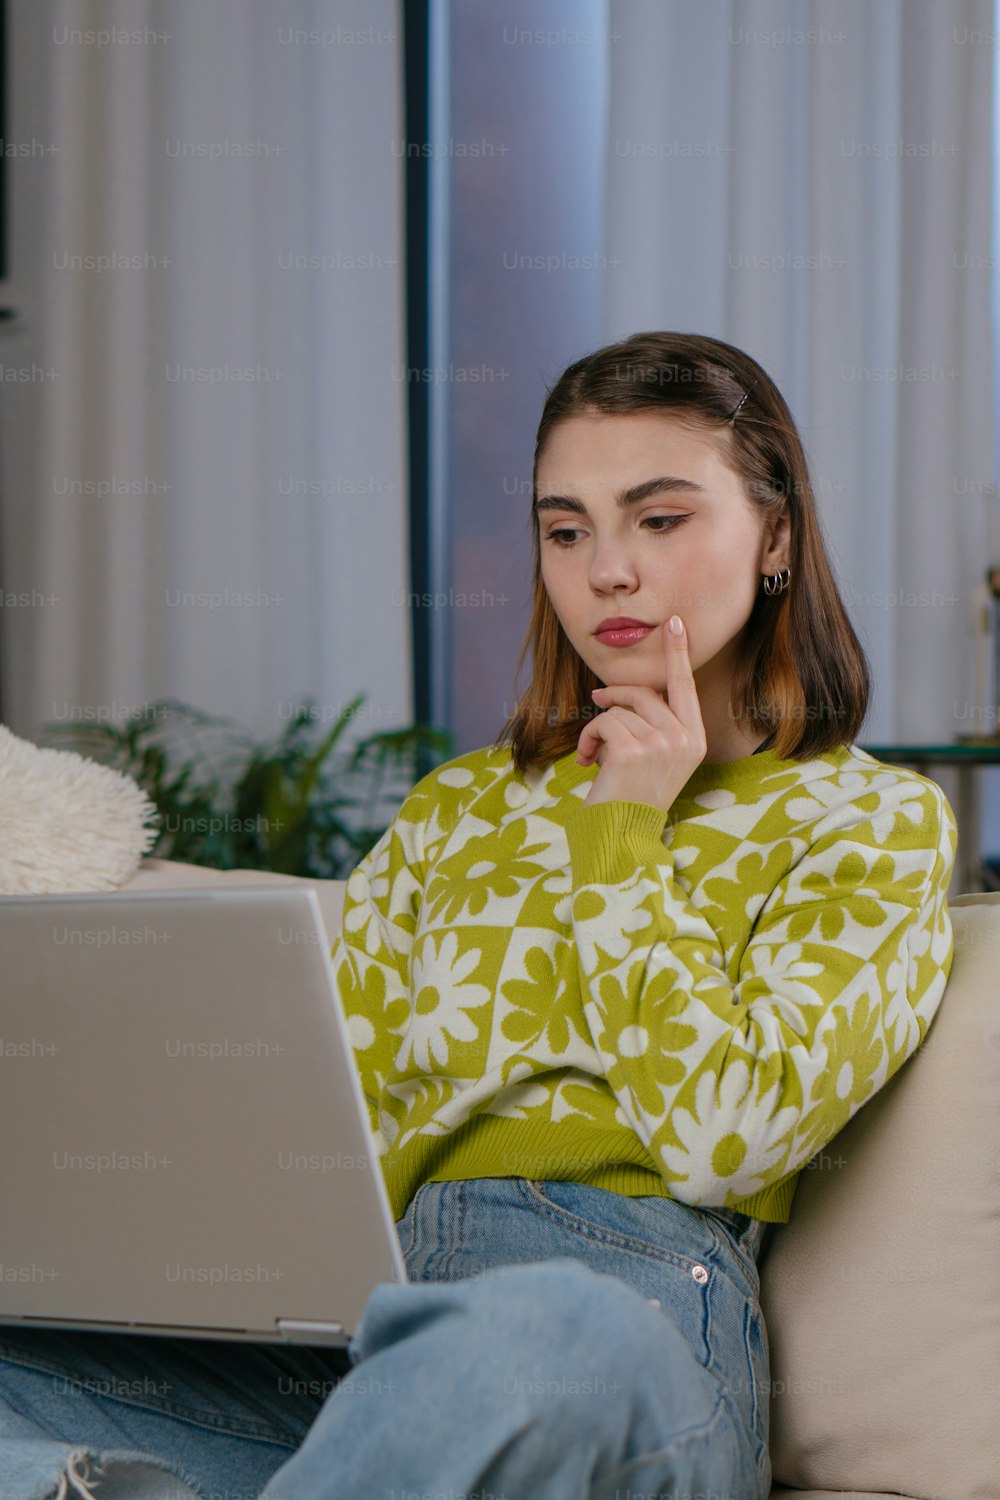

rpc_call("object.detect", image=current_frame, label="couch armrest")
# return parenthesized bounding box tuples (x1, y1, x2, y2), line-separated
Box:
(121, 857, 347, 948)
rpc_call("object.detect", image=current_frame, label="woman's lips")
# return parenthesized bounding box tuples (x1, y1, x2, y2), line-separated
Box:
(594, 624, 655, 647)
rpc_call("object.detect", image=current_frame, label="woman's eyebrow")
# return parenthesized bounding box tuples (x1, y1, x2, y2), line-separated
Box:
(533, 475, 705, 518)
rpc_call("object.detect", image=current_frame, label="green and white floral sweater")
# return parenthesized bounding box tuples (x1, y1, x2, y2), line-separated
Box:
(331, 741, 957, 1224)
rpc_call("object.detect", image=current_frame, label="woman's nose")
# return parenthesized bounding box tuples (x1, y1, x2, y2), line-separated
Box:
(588, 537, 639, 590)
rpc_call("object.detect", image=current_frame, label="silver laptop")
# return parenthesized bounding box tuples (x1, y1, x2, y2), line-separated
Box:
(0, 886, 407, 1346)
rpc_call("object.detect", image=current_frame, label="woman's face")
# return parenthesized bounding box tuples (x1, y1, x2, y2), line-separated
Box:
(536, 409, 786, 699)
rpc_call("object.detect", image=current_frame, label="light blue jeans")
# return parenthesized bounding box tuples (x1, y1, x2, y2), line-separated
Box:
(0, 1178, 772, 1499)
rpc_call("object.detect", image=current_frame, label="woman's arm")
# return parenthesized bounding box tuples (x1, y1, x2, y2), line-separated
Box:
(328, 754, 479, 1146)
(330, 822, 420, 1146)
(563, 777, 957, 1208)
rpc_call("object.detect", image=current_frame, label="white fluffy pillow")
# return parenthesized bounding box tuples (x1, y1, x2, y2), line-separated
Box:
(0, 724, 160, 894)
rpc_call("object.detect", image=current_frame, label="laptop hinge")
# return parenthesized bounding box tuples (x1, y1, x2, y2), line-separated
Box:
(276, 1318, 346, 1346)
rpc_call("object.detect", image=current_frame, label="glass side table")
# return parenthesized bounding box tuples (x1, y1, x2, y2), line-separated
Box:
(858, 740, 1000, 895)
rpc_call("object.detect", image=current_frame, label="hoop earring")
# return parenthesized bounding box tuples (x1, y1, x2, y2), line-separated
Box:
(762, 566, 791, 596)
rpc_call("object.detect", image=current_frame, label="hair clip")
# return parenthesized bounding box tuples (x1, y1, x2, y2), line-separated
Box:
(728, 389, 751, 424)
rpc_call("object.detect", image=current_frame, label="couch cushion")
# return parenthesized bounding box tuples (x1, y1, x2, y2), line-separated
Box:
(770, 1492, 922, 1499)
(120, 858, 346, 948)
(760, 893, 1000, 1499)
(770, 1493, 922, 1500)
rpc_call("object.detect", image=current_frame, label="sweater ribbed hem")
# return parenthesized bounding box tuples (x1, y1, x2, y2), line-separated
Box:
(728, 1174, 798, 1222)
(381, 1112, 798, 1225)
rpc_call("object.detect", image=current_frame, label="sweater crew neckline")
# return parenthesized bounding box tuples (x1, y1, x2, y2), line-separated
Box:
(672, 745, 795, 800)
(548, 742, 806, 806)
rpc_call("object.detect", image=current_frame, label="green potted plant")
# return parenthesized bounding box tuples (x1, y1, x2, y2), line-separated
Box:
(39, 695, 453, 879)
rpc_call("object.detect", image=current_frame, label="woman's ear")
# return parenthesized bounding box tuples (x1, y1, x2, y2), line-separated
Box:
(763, 505, 791, 570)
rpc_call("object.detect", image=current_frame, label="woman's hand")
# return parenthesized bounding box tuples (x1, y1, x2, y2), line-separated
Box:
(577, 615, 708, 815)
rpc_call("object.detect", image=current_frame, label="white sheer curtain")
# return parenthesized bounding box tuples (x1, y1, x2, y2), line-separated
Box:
(603, 0, 996, 743)
(0, 0, 410, 743)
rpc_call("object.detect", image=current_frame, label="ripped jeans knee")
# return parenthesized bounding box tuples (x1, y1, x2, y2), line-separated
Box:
(49, 1449, 201, 1500)
(51, 1452, 102, 1500)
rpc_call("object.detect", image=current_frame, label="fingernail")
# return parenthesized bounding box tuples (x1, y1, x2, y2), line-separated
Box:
(668, 615, 683, 636)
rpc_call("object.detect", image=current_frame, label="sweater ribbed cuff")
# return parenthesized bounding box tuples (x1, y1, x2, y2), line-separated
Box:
(564, 799, 670, 887)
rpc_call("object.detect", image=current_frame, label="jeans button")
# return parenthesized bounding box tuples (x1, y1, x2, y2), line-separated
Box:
(691, 1264, 709, 1284)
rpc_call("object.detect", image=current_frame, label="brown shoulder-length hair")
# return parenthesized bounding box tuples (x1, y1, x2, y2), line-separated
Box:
(494, 331, 871, 776)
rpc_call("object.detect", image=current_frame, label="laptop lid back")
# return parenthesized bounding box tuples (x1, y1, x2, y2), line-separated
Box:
(0, 887, 406, 1344)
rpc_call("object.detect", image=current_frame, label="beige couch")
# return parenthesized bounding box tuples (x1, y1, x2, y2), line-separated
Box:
(123, 859, 1000, 1500)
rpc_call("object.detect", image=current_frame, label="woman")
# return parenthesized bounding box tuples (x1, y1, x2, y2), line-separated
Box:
(0, 333, 956, 1500)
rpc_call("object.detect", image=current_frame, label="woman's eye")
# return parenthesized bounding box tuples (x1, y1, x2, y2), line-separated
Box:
(544, 515, 689, 548)
(643, 515, 688, 533)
